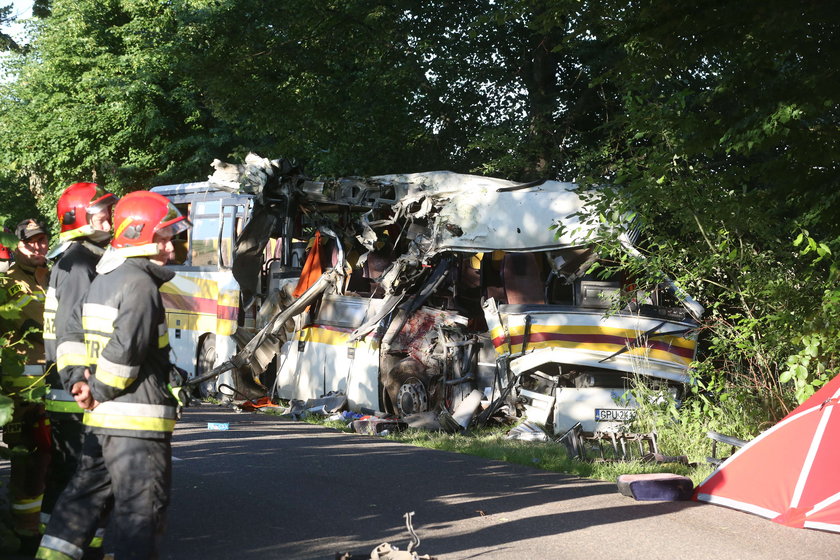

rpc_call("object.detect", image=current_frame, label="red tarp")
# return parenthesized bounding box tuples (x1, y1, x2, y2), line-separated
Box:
(694, 374, 840, 532)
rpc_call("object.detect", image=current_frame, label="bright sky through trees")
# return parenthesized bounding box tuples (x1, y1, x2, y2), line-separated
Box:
(1, 1, 31, 45)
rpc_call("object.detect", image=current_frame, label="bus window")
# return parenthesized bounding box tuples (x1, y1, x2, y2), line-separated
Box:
(191, 200, 222, 266)
(170, 203, 191, 265)
(220, 205, 242, 268)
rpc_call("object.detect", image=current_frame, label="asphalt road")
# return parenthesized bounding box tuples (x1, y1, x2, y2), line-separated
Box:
(160, 405, 838, 559)
(3, 405, 838, 559)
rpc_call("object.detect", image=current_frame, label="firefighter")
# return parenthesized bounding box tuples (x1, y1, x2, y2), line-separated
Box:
(1, 218, 51, 553)
(37, 191, 190, 560)
(41, 183, 118, 557)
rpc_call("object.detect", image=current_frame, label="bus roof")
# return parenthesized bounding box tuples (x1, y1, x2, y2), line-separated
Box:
(150, 181, 241, 197)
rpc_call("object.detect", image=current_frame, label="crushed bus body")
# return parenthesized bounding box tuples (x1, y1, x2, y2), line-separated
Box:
(154, 155, 703, 440)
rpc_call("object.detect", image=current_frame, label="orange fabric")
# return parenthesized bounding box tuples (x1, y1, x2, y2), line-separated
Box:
(238, 397, 281, 411)
(292, 231, 324, 298)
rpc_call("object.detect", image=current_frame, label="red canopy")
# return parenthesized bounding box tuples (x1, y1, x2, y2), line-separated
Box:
(694, 374, 840, 533)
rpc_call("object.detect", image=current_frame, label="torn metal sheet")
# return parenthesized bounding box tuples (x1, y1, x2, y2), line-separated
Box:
(506, 421, 550, 442)
(430, 180, 592, 253)
(303, 392, 348, 415)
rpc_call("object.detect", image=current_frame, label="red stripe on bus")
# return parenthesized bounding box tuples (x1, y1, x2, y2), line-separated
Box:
(162, 292, 238, 321)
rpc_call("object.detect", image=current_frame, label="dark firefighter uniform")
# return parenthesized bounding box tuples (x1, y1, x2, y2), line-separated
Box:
(36, 257, 177, 560)
(2, 255, 51, 542)
(41, 240, 107, 551)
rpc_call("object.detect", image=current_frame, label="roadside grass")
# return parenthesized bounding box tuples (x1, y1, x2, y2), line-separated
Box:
(280, 410, 717, 486)
(386, 426, 713, 485)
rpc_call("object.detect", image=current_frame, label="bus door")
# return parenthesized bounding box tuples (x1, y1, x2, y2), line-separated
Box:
(162, 195, 250, 390)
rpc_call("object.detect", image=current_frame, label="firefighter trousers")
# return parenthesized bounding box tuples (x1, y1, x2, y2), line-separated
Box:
(41, 413, 108, 556)
(3, 400, 51, 538)
(36, 431, 172, 560)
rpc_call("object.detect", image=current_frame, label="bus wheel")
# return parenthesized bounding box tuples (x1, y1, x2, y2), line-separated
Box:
(196, 334, 218, 399)
(382, 358, 430, 416)
(395, 380, 429, 416)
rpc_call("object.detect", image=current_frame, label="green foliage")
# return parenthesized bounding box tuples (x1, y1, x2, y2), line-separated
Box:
(552, 0, 840, 426)
(0, 276, 23, 427)
(395, 427, 595, 478)
(0, 394, 11, 427)
(1, 0, 839, 442)
(299, 413, 710, 484)
(777, 232, 840, 403)
(0, 179, 43, 235)
(0, 2, 22, 52)
(0, 218, 17, 248)
(630, 372, 766, 463)
(0, 0, 450, 204)
(1, 0, 234, 210)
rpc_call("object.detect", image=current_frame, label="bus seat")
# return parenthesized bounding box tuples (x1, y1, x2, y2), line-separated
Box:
(503, 252, 545, 304)
(482, 250, 506, 303)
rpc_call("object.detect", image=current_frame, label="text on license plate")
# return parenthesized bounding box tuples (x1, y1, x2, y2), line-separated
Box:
(595, 408, 636, 422)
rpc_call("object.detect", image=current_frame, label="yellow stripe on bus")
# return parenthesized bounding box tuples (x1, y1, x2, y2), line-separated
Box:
(164, 311, 237, 336)
(160, 277, 221, 300)
(495, 339, 693, 366)
(296, 326, 380, 349)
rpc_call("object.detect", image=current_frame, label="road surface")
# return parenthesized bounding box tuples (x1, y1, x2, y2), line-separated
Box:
(3, 405, 837, 558)
(162, 406, 838, 559)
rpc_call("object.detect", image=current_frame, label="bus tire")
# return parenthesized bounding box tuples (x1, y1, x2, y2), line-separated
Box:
(196, 334, 218, 399)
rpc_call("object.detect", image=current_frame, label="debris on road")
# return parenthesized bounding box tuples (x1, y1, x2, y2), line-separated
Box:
(617, 473, 694, 501)
(558, 422, 660, 462)
(336, 512, 437, 560)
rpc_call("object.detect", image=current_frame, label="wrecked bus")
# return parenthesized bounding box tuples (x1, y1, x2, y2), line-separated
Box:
(157, 157, 702, 438)
(271, 170, 701, 436)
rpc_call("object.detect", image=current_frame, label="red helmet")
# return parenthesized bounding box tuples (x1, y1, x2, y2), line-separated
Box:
(0, 235, 10, 260)
(57, 182, 119, 241)
(0, 227, 12, 272)
(111, 191, 190, 257)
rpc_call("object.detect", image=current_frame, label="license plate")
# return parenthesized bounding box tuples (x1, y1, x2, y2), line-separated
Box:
(595, 408, 635, 422)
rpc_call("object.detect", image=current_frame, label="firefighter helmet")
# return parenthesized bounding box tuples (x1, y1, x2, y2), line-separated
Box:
(111, 191, 190, 258)
(57, 182, 119, 242)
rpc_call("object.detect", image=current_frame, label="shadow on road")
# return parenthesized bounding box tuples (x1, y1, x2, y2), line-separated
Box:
(163, 408, 697, 559)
